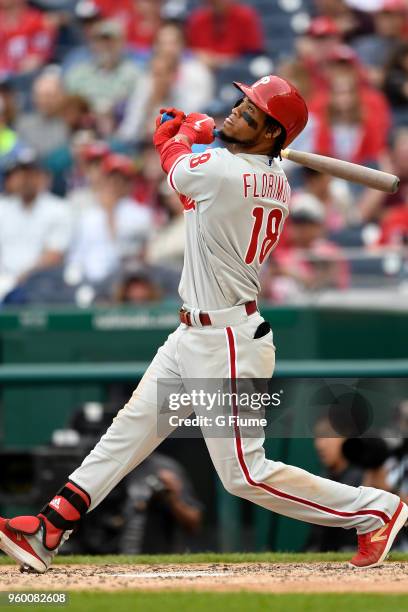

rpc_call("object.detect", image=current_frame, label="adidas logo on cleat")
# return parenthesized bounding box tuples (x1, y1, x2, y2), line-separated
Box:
(49, 498, 62, 510)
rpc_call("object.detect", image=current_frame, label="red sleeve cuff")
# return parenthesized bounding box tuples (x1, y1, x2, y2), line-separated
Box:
(156, 137, 192, 175)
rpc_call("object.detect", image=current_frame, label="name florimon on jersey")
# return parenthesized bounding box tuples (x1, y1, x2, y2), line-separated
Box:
(242, 173, 290, 205)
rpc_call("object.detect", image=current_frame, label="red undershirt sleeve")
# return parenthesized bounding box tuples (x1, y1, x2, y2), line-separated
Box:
(156, 137, 192, 175)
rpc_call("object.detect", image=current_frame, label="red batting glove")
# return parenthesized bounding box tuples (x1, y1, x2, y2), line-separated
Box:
(153, 107, 186, 148)
(178, 113, 215, 145)
(154, 107, 185, 129)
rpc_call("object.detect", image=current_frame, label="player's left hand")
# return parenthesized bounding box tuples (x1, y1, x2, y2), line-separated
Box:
(178, 113, 216, 145)
(153, 107, 186, 148)
(155, 107, 185, 129)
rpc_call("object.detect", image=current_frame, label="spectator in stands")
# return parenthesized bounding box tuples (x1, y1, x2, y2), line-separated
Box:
(292, 168, 354, 232)
(294, 17, 343, 95)
(306, 415, 365, 551)
(145, 179, 185, 270)
(62, 0, 104, 72)
(186, 0, 264, 69)
(153, 20, 215, 111)
(353, 0, 407, 87)
(40, 95, 94, 196)
(126, 0, 163, 55)
(359, 128, 408, 222)
(16, 70, 68, 158)
(0, 149, 72, 302)
(132, 141, 167, 208)
(118, 22, 215, 143)
(310, 65, 390, 166)
(64, 19, 142, 118)
(67, 141, 110, 218)
(118, 54, 177, 144)
(116, 265, 162, 303)
(314, 0, 373, 42)
(384, 42, 408, 117)
(264, 198, 349, 302)
(68, 153, 152, 286)
(92, 0, 162, 56)
(0, 0, 56, 75)
(379, 199, 408, 246)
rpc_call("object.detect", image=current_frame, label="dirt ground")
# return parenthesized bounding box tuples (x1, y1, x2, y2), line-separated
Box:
(0, 562, 407, 593)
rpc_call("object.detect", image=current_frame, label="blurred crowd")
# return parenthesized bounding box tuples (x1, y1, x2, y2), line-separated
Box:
(0, 0, 408, 306)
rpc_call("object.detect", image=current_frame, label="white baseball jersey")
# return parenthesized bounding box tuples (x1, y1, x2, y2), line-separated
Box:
(167, 147, 291, 310)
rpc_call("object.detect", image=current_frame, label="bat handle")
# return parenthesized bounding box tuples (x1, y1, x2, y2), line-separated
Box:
(160, 112, 175, 123)
(160, 112, 219, 138)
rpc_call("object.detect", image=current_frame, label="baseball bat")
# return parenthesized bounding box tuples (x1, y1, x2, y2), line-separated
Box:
(161, 114, 400, 193)
(280, 149, 399, 194)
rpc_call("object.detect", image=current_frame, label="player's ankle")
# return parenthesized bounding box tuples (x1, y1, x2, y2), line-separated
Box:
(38, 481, 91, 550)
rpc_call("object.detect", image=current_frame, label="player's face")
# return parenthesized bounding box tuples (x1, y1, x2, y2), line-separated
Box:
(220, 97, 274, 149)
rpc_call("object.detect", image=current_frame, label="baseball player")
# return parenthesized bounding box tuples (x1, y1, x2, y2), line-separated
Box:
(0, 76, 406, 572)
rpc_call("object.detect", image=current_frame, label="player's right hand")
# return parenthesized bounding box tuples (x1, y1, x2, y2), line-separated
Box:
(179, 113, 216, 145)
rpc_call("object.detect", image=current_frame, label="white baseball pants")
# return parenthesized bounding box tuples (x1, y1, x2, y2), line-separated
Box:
(70, 305, 399, 534)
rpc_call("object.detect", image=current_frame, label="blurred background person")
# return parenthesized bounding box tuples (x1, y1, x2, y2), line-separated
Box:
(93, 0, 163, 58)
(62, 0, 104, 72)
(41, 95, 94, 196)
(353, 0, 408, 87)
(58, 399, 203, 554)
(117, 54, 179, 145)
(264, 198, 350, 303)
(358, 127, 408, 222)
(118, 21, 215, 145)
(67, 140, 110, 217)
(116, 266, 163, 304)
(76, 451, 203, 554)
(0, 0, 56, 75)
(67, 153, 152, 292)
(16, 69, 68, 158)
(64, 19, 142, 130)
(384, 42, 408, 125)
(186, 0, 265, 69)
(145, 180, 185, 272)
(0, 150, 72, 303)
(293, 16, 344, 95)
(310, 61, 390, 166)
(313, 0, 373, 42)
(117, 452, 202, 554)
(291, 168, 355, 232)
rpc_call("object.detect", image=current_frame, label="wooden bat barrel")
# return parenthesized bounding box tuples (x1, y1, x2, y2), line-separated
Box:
(281, 149, 400, 194)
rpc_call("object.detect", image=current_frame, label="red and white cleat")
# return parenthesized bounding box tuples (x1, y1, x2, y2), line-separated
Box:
(0, 517, 53, 573)
(350, 501, 408, 569)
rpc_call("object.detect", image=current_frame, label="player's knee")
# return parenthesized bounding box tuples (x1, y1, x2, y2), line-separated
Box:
(219, 471, 251, 498)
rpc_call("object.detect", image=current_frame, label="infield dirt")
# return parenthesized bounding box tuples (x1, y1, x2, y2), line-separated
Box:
(1, 562, 408, 593)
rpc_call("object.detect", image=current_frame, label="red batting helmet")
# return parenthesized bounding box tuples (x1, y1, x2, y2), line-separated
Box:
(233, 75, 308, 148)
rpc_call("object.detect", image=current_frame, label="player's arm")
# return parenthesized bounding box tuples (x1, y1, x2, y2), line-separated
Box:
(153, 110, 219, 200)
(167, 147, 225, 202)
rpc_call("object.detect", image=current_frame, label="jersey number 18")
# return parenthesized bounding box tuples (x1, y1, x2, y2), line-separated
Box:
(245, 207, 283, 265)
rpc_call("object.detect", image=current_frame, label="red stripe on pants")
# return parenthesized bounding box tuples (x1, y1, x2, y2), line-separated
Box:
(225, 326, 389, 524)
